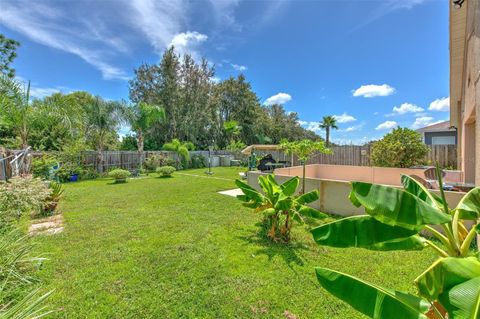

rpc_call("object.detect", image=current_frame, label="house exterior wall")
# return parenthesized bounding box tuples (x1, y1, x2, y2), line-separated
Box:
(424, 131, 457, 145)
(451, 0, 480, 185)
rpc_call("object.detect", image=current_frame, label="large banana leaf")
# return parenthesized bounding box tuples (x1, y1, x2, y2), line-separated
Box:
(414, 257, 480, 301)
(280, 176, 299, 196)
(401, 175, 444, 210)
(350, 182, 451, 230)
(454, 187, 480, 220)
(235, 179, 265, 204)
(438, 276, 480, 319)
(298, 205, 325, 219)
(296, 190, 319, 204)
(311, 215, 426, 251)
(315, 267, 429, 319)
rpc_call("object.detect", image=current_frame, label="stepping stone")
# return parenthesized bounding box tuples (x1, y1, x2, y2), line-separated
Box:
(218, 188, 243, 197)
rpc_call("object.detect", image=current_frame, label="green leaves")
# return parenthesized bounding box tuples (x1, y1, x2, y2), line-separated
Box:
(401, 174, 444, 210)
(236, 174, 323, 242)
(311, 215, 426, 251)
(315, 267, 429, 319)
(414, 257, 480, 301)
(440, 277, 480, 319)
(350, 182, 451, 230)
(455, 187, 480, 220)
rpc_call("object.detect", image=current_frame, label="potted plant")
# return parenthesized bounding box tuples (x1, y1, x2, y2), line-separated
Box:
(108, 169, 131, 183)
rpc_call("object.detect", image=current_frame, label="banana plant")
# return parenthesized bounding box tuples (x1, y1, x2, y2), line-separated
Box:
(236, 174, 325, 242)
(311, 167, 480, 318)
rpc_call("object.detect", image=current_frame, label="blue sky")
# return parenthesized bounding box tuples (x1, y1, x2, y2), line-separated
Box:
(1, 0, 450, 144)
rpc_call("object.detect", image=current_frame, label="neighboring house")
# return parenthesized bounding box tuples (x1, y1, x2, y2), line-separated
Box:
(416, 121, 457, 145)
(449, 0, 479, 184)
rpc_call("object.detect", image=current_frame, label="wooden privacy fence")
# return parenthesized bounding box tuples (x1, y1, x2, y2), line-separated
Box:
(290, 144, 457, 168)
(81, 150, 235, 172)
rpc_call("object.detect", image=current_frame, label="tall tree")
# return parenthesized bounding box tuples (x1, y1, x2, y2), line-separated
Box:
(125, 102, 165, 152)
(0, 34, 20, 78)
(83, 96, 125, 171)
(0, 76, 33, 148)
(319, 115, 338, 146)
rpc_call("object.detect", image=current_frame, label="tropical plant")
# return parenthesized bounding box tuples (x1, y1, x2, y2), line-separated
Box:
(318, 115, 338, 147)
(125, 102, 166, 152)
(162, 139, 195, 169)
(311, 167, 480, 318)
(0, 75, 33, 149)
(223, 120, 242, 144)
(0, 227, 52, 318)
(107, 169, 131, 183)
(280, 139, 332, 194)
(236, 175, 325, 242)
(156, 165, 176, 177)
(41, 181, 64, 216)
(371, 127, 429, 168)
(0, 177, 51, 223)
(83, 96, 125, 172)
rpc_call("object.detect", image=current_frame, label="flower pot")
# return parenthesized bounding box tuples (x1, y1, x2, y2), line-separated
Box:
(70, 174, 79, 182)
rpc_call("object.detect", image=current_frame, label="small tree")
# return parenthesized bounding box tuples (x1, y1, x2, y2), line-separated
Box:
(371, 127, 428, 168)
(319, 115, 338, 147)
(162, 139, 195, 169)
(281, 139, 332, 194)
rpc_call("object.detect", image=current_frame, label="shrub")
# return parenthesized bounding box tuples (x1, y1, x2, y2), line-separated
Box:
(0, 177, 51, 224)
(143, 154, 169, 173)
(41, 181, 64, 217)
(31, 155, 58, 180)
(236, 174, 325, 242)
(370, 127, 429, 168)
(107, 169, 131, 183)
(79, 166, 98, 180)
(190, 154, 206, 168)
(156, 166, 176, 177)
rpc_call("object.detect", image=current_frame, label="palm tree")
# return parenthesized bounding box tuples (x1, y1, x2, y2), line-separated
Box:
(0, 75, 32, 149)
(162, 139, 195, 169)
(83, 96, 125, 172)
(319, 115, 338, 147)
(125, 102, 166, 152)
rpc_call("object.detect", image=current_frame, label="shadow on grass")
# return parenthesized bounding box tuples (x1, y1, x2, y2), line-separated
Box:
(157, 175, 174, 179)
(236, 222, 310, 268)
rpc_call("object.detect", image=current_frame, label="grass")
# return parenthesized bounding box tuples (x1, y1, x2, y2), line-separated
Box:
(33, 167, 436, 318)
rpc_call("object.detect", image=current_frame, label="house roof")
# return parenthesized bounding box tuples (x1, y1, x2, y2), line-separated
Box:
(416, 121, 455, 133)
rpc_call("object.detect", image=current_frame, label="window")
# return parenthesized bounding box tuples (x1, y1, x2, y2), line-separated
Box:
(431, 136, 455, 145)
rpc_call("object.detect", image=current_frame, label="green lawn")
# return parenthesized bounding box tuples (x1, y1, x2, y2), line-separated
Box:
(33, 167, 436, 318)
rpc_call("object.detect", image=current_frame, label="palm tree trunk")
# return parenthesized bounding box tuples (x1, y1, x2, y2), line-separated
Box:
(137, 129, 144, 169)
(326, 127, 330, 147)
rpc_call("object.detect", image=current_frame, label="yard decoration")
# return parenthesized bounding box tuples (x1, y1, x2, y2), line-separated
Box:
(280, 139, 331, 194)
(236, 174, 326, 242)
(108, 169, 131, 183)
(311, 166, 480, 318)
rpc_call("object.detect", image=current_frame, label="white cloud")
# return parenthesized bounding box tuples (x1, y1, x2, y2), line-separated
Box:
(264, 93, 292, 106)
(128, 0, 187, 54)
(340, 123, 365, 132)
(169, 31, 208, 58)
(428, 97, 450, 112)
(1, 1, 129, 80)
(333, 113, 357, 123)
(392, 102, 424, 114)
(298, 121, 320, 133)
(208, 0, 241, 30)
(231, 64, 247, 72)
(411, 116, 443, 129)
(352, 84, 395, 98)
(375, 120, 397, 130)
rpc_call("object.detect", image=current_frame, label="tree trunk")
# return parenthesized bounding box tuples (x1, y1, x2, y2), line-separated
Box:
(137, 129, 144, 152)
(326, 127, 330, 147)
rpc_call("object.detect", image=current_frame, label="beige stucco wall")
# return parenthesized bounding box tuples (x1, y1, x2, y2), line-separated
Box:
(457, 0, 480, 184)
(247, 167, 465, 217)
(275, 164, 463, 186)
